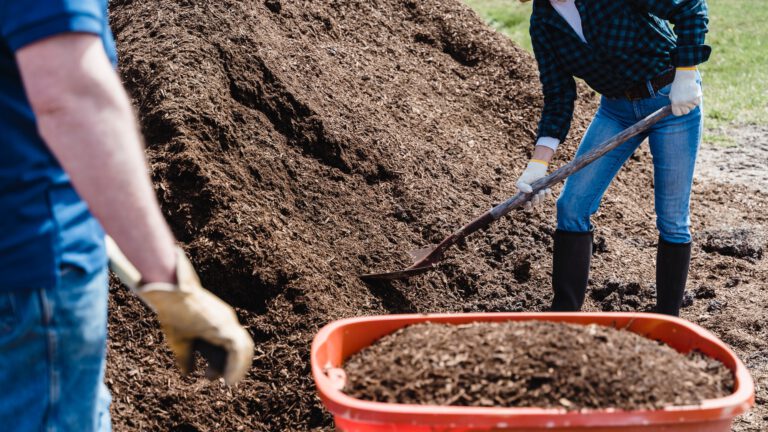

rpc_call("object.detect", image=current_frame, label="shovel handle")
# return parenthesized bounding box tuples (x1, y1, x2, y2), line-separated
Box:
(192, 339, 228, 379)
(412, 106, 672, 269)
(489, 105, 672, 220)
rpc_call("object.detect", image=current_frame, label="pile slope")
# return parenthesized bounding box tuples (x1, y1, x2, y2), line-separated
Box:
(107, 0, 767, 430)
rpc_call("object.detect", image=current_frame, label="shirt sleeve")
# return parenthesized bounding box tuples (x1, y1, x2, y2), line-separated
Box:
(631, 0, 711, 67)
(536, 136, 561, 151)
(0, 0, 107, 52)
(531, 24, 577, 143)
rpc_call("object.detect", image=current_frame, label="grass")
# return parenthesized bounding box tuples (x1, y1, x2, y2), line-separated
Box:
(701, 0, 768, 125)
(703, 131, 737, 147)
(463, 0, 533, 52)
(463, 0, 768, 126)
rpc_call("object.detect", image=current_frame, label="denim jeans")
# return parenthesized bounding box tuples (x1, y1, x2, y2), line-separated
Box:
(0, 266, 111, 432)
(556, 77, 703, 244)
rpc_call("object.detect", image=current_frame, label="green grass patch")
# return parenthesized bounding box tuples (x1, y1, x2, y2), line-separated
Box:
(703, 131, 737, 147)
(464, 0, 768, 126)
(464, 0, 533, 51)
(701, 0, 768, 125)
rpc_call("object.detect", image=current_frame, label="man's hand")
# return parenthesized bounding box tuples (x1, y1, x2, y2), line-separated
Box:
(515, 159, 552, 210)
(106, 237, 255, 385)
(669, 68, 702, 116)
(138, 249, 255, 385)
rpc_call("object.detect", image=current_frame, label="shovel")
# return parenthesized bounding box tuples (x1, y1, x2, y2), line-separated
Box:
(360, 105, 672, 281)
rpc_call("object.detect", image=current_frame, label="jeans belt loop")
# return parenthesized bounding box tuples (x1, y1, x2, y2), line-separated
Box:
(646, 79, 656, 98)
(623, 68, 674, 101)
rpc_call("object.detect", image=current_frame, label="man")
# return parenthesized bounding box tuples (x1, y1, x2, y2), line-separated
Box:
(0, 1, 255, 431)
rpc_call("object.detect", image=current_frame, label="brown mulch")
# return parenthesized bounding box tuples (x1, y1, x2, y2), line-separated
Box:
(104, 0, 767, 431)
(343, 321, 733, 410)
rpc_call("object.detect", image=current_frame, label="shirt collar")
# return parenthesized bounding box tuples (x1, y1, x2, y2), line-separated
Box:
(533, 0, 591, 44)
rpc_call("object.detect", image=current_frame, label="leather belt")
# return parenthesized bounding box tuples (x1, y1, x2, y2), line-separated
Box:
(622, 68, 676, 101)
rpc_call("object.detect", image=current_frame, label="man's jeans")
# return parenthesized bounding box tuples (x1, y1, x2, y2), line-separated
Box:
(0, 266, 111, 432)
(557, 78, 703, 244)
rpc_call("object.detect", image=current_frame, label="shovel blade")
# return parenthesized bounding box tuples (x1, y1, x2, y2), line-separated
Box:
(359, 265, 434, 281)
(408, 245, 437, 264)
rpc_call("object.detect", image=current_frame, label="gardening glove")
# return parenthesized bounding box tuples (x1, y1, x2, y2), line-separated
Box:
(669, 68, 702, 116)
(105, 236, 255, 385)
(515, 159, 552, 210)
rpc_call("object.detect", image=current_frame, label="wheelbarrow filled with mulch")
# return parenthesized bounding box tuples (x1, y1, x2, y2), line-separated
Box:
(311, 313, 754, 431)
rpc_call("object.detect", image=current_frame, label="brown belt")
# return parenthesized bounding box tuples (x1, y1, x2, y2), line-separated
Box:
(622, 68, 676, 101)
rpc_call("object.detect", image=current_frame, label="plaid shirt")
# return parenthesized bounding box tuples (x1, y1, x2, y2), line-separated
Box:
(531, 0, 711, 142)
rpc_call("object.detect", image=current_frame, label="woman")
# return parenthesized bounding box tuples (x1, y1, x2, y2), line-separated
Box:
(515, 0, 709, 316)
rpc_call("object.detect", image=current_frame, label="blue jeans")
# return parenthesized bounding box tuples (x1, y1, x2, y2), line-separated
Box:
(0, 266, 111, 432)
(557, 79, 703, 244)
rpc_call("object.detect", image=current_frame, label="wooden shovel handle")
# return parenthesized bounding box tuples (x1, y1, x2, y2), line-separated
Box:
(490, 105, 672, 220)
(414, 105, 672, 268)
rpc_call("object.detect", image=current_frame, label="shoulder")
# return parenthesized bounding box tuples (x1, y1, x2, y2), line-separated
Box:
(530, 0, 549, 19)
(529, 1, 548, 30)
(1, 0, 108, 53)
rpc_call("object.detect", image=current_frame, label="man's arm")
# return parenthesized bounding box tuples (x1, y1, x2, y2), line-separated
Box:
(16, 33, 176, 284)
(15, 33, 254, 384)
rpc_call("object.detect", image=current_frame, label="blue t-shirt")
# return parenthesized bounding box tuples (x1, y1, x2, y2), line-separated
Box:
(0, 0, 117, 291)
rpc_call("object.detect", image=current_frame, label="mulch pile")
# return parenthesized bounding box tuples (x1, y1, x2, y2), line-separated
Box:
(104, 0, 767, 431)
(343, 321, 733, 410)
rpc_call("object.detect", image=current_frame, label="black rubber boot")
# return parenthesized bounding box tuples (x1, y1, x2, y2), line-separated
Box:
(655, 238, 692, 316)
(551, 230, 593, 312)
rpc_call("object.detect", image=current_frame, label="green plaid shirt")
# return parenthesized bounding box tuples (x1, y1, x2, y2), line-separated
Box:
(531, 0, 711, 141)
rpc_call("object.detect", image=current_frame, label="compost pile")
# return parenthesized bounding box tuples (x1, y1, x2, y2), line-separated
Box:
(106, 0, 767, 431)
(343, 321, 733, 410)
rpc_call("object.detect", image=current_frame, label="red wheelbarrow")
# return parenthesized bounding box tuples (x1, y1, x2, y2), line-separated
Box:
(311, 313, 754, 431)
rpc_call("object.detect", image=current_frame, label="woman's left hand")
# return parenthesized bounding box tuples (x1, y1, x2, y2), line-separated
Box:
(669, 68, 702, 116)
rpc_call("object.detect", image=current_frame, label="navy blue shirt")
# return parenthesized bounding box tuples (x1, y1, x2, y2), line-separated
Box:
(530, 0, 710, 142)
(0, 0, 116, 291)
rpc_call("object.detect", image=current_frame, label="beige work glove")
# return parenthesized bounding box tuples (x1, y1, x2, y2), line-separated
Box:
(515, 159, 552, 210)
(106, 237, 254, 385)
(669, 68, 702, 116)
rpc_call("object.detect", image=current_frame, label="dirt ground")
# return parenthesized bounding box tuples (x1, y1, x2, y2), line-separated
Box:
(106, 0, 766, 430)
(698, 125, 768, 191)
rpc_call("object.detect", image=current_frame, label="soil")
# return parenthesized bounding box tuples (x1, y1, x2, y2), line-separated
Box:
(105, 0, 767, 431)
(698, 227, 764, 260)
(342, 321, 733, 410)
(697, 124, 768, 191)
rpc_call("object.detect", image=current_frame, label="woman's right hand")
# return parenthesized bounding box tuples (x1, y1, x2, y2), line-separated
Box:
(516, 159, 553, 210)
(516, 144, 555, 210)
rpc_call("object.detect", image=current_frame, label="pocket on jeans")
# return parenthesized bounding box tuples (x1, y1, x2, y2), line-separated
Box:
(0, 293, 17, 337)
(657, 83, 672, 97)
(58, 264, 92, 295)
(60, 264, 86, 278)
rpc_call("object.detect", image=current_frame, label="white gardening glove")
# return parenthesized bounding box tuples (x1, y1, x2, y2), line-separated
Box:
(106, 237, 255, 385)
(669, 68, 702, 116)
(515, 159, 552, 210)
